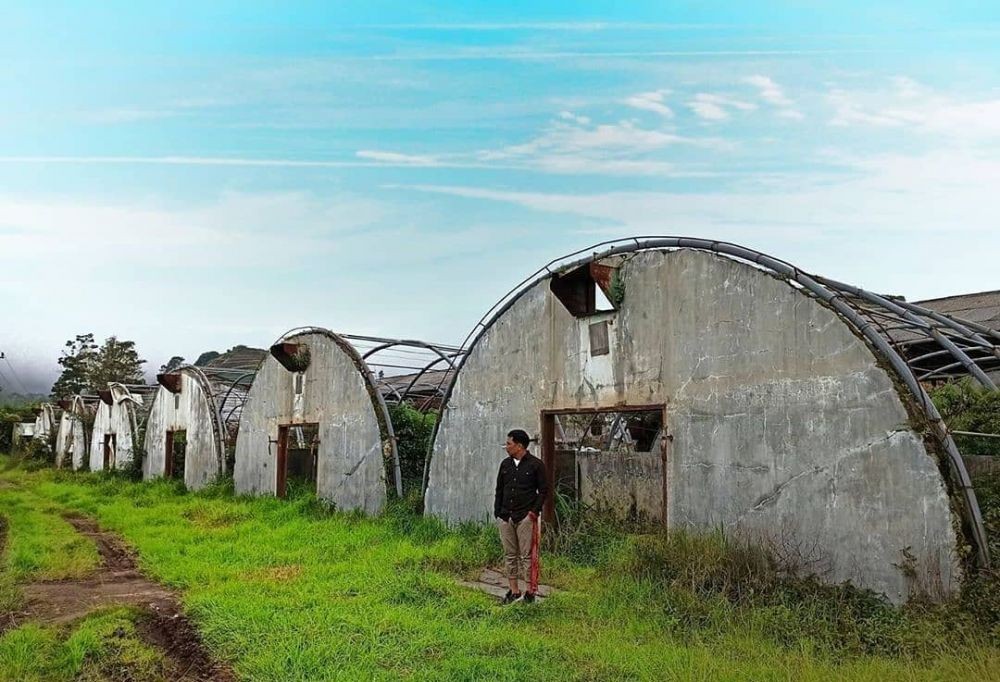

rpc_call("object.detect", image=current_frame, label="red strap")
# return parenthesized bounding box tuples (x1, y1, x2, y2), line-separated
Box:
(529, 513, 541, 593)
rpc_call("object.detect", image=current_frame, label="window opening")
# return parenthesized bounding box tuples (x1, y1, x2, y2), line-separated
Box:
(542, 407, 666, 526)
(550, 262, 620, 317)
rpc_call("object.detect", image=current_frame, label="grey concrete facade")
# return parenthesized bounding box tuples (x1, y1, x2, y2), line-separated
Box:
(143, 367, 225, 490)
(33, 403, 56, 441)
(233, 329, 394, 515)
(55, 396, 88, 470)
(89, 383, 141, 471)
(426, 249, 961, 603)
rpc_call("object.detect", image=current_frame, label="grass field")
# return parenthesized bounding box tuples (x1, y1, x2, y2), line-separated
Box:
(1, 458, 999, 681)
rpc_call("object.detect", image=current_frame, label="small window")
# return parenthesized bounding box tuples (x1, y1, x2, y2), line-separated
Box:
(589, 321, 610, 356)
(294, 373, 304, 395)
(174, 393, 181, 410)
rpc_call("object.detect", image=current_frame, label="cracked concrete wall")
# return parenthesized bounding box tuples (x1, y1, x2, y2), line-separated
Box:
(143, 371, 222, 490)
(426, 249, 960, 603)
(88, 387, 139, 471)
(234, 331, 387, 514)
(578, 450, 663, 520)
(56, 400, 87, 470)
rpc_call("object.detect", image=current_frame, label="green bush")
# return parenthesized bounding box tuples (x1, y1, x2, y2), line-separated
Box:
(930, 379, 1000, 457)
(387, 402, 437, 496)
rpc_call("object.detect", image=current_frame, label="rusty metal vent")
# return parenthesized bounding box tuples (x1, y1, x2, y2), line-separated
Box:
(589, 320, 610, 356)
(270, 342, 312, 373)
(56, 399, 71, 410)
(98, 390, 113, 406)
(157, 373, 183, 394)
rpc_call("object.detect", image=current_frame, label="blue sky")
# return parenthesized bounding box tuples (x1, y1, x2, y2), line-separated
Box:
(2, 2, 1000, 391)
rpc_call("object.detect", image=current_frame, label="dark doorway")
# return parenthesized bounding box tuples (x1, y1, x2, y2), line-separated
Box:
(164, 430, 187, 480)
(541, 406, 667, 526)
(276, 423, 319, 498)
(103, 433, 117, 470)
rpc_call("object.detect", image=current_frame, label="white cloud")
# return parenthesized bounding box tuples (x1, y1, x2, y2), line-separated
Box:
(687, 93, 757, 121)
(743, 74, 802, 119)
(356, 150, 441, 166)
(624, 89, 674, 117)
(401, 147, 1000, 236)
(827, 79, 1000, 140)
(744, 75, 792, 107)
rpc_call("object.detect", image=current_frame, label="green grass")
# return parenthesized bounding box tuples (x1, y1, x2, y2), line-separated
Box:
(1, 459, 999, 681)
(0, 608, 172, 682)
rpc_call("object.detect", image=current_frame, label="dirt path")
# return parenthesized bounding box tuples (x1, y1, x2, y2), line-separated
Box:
(12, 514, 235, 681)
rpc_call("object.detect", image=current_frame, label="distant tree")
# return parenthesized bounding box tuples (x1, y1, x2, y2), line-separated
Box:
(51, 333, 99, 397)
(89, 336, 147, 389)
(194, 351, 220, 366)
(159, 356, 186, 373)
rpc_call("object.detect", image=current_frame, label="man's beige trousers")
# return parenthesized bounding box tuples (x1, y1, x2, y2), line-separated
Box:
(497, 516, 533, 581)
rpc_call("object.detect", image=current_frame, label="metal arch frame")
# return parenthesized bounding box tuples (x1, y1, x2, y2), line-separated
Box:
(215, 371, 258, 427)
(345, 334, 464, 407)
(105, 382, 144, 461)
(272, 326, 403, 497)
(426, 236, 994, 568)
(165, 365, 231, 476)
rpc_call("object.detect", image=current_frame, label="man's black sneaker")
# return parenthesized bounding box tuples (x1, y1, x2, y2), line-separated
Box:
(501, 590, 522, 604)
(522, 592, 536, 604)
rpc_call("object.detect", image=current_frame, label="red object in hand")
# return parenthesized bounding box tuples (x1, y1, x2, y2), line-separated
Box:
(528, 512, 541, 594)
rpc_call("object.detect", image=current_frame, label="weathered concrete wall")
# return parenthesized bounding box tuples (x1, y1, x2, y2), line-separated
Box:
(426, 249, 960, 603)
(33, 404, 55, 442)
(89, 385, 139, 471)
(55, 397, 87, 470)
(143, 370, 223, 490)
(234, 331, 388, 514)
(578, 450, 664, 521)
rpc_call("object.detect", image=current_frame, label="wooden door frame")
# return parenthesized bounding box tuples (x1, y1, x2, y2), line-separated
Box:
(276, 425, 289, 499)
(540, 404, 668, 526)
(164, 430, 174, 478)
(275, 423, 320, 498)
(103, 433, 117, 470)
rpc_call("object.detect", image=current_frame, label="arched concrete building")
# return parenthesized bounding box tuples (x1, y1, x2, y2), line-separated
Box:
(33, 403, 56, 444)
(425, 238, 998, 604)
(144, 366, 233, 489)
(55, 396, 90, 470)
(89, 383, 142, 471)
(234, 328, 399, 514)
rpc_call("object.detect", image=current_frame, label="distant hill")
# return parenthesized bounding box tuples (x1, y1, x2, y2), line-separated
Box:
(201, 345, 267, 372)
(0, 392, 48, 407)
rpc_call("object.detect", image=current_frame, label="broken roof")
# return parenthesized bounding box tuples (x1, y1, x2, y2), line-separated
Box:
(915, 290, 1000, 333)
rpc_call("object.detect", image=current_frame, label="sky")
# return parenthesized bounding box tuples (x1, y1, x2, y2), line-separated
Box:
(1, 1, 999, 393)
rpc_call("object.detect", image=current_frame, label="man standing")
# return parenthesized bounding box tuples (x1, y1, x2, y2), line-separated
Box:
(494, 428, 548, 604)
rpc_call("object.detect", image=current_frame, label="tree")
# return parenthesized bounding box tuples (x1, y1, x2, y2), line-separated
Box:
(51, 333, 98, 398)
(89, 336, 147, 389)
(159, 356, 186, 373)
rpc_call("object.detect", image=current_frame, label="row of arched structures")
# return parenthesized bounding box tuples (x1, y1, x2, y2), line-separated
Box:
(30, 237, 1000, 604)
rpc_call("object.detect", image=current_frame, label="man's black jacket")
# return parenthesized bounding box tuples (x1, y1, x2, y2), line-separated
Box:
(494, 452, 548, 523)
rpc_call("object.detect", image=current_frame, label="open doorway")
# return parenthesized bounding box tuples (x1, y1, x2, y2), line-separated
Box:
(276, 423, 319, 498)
(541, 406, 667, 526)
(103, 433, 117, 470)
(164, 430, 187, 480)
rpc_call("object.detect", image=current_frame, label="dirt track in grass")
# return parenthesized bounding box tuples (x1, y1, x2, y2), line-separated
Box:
(8, 514, 235, 681)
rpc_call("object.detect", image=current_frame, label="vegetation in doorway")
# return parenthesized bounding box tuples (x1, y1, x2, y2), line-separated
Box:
(388, 402, 437, 497)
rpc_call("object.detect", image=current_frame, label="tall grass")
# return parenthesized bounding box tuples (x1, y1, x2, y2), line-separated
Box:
(1, 460, 999, 681)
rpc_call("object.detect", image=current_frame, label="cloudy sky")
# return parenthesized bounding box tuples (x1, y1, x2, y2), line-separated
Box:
(2, 2, 999, 393)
